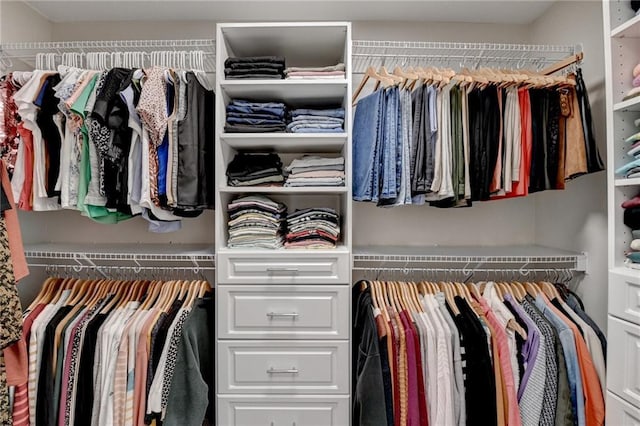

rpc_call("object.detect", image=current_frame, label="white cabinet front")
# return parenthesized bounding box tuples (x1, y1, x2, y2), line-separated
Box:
(218, 395, 350, 426)
(218, 285, 349, 339)
(218, 341, 349, 394)
(608, 316, 640, 408)
(610, 270, 640, 326)
(607, 391, 640, 425)
(217, 251, 350, 284)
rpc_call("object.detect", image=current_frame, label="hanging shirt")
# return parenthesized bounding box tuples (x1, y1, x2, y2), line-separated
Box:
(13, 71, 60, 211)
(534, 295, 584, 426)
(476, 292, 522, 426)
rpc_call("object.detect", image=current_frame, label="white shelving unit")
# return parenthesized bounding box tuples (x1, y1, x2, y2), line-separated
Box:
(604, 1, 640, 422)
(214, 22, 352, 426)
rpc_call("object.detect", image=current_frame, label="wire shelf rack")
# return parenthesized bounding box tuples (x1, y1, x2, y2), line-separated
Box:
(24, 243, 216, 274)
(353, 245, 587, 273)
(0, 38, 216, 72)
(351, 40, 580, 73)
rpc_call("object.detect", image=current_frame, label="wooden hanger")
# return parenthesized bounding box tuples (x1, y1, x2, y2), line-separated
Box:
(409, 282, 425, 313)
(199, 280, 212, 298)
(352, 66, 396, 105)
(392, 66, 416, 89)
(374, 281, 391, 322)
(439, 282, 459, 315)
(466, 282, 482, 301)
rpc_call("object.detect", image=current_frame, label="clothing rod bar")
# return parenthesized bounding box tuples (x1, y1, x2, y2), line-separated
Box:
(0, 39, 216, 51)
(27, 263, 216, 271)
(352, 40, 576, 53)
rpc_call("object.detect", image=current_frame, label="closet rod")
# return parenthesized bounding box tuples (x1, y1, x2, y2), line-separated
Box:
(542, 51, 584, 75)
(0, 38, 216, 52)
(351, 39, 578, 72)
(0, 38, 216, 71)
(352, 40, 577, 53)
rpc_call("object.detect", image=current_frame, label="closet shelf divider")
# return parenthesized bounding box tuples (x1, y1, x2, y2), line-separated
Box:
(611, 13, 640, 38)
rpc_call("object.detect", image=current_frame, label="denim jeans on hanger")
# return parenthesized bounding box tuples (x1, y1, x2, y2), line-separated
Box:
(353, 89, 383, 201)
(380, 87, 398, 200)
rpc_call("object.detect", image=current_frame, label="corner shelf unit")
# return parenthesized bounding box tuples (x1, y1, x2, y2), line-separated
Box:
(604, 1, 640, 422)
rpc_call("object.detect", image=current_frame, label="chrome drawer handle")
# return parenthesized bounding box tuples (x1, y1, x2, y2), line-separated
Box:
(267, 367, 299, 374)
(266, 267, 300, 273)
(266, 312, 299, 318)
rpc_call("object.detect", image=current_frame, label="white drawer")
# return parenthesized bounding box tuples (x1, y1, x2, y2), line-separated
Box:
(218, 341, 349, 394)
(217, 395, 349, 426)
(217, 249, 350, 284)
(608, 316, 640, 408)
(610, 269, 640, 326)
(218, 286, 350, 339)
(607, 391, 640, 425)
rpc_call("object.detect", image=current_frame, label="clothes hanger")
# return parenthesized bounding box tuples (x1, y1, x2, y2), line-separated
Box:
(392, 66, 418, 89)
(408, 282, 424, 313)
(374, 281, 391, 322)
(352, 66, 396, 105)
(198, 281, 212, 298)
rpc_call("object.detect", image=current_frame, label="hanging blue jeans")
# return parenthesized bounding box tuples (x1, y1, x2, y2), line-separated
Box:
(380, 87, 398, 200)
(353, 90, 384, 201)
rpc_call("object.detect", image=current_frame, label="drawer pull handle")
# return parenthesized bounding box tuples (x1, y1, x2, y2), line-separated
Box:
(266, 312, 299, 318)
(266, 267, 300, 274)
(267, 367, 299, 374)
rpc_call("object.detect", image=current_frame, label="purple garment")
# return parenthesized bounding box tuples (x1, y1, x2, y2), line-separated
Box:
(503, 294, 541, 401)
(399, 311, 420, 426)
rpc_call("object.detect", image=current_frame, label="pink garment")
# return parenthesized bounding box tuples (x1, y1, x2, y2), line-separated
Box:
(622, 195, 640, 209)
(476, 296, 522, 426)
(1, 159, 29, 280)
(634, 75, 640, 88)
(491, 89, 504, 193)
(17, 124, 34, 212)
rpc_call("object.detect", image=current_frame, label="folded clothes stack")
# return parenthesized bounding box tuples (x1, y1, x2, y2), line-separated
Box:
(284, 155, 345, 187)
(224, 56, 285, 79)
(615, 118, 640, 178)
(227, 153, 284, 187)
(284, 63, 346, 80)
(225, 99, 288, 133)
(227, 195, 287, 249)
(285, 207, 340, 249)
(286, 107, 345, 133)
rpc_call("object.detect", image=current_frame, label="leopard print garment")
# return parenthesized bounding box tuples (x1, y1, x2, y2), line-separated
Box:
(0, 215, 23, 425)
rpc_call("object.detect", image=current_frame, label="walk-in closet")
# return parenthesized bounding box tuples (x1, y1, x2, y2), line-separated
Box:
(0, 0, 622, 425)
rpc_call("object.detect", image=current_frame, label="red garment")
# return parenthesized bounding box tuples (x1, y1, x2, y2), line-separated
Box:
(401, 310, 429, 426)
(11, 303, 46, 426)
(1, 159, 29, 280)
(387, 319, 401, 426)
(17, 124, 34, 211)
(493, 88, 532, 199)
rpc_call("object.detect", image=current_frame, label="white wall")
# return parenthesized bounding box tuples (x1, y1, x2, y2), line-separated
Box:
(529, 0, 608, 330)
(0, 0, 52, 43)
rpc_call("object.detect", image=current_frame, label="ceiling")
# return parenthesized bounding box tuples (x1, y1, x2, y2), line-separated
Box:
(22, 0, 557, 24)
